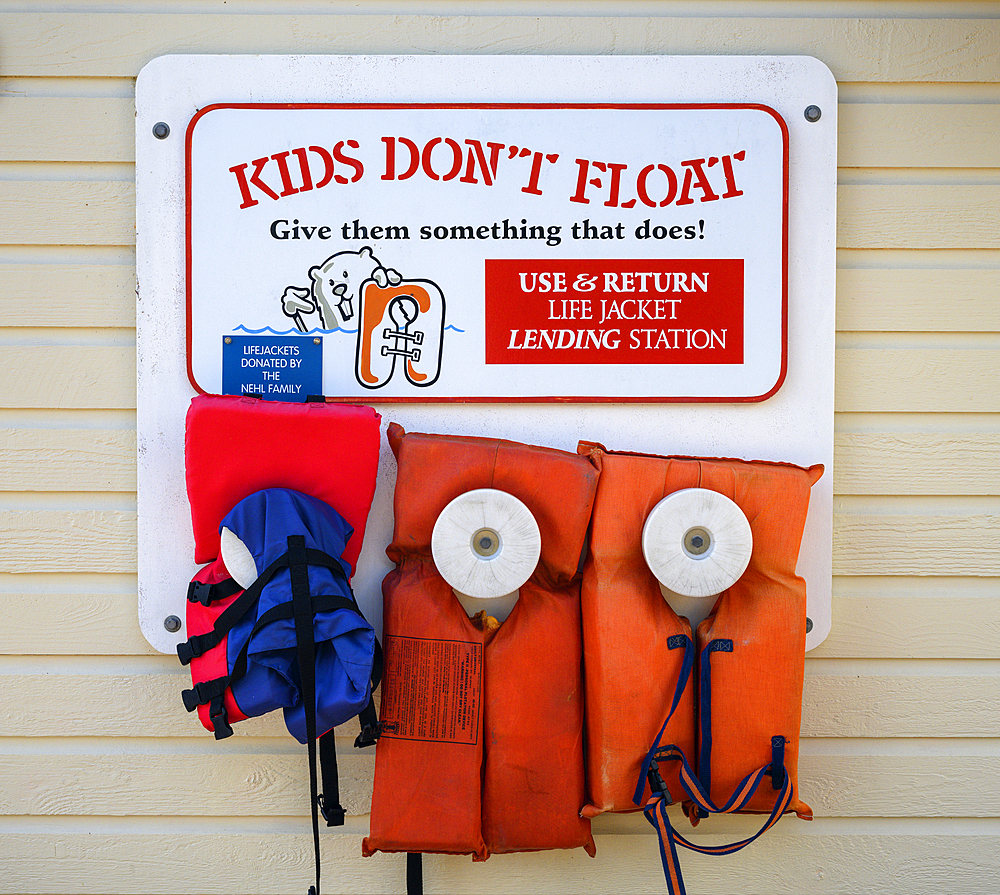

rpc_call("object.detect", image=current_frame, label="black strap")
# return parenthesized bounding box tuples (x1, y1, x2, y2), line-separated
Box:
(288, 534, 322, 895)
(187, 577, 241, 606)
(406, 853, 423, 895)
(208, 694, 233, 739)
(177, 548, 352, 665)
(317, 731, 345, 826)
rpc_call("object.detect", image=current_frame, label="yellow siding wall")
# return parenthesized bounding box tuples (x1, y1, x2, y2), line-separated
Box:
(2, 5, 998, 893)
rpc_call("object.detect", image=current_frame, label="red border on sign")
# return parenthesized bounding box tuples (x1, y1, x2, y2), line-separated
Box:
(185, 102, 789, 404)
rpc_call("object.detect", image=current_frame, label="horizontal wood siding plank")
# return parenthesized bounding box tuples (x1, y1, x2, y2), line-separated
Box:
(836, 349, 1000, 414)
(0, 263, 135, 327)
(1, 751, 995, 819)
(0, 669, 348, 739)
(0, 428, 136, 491)
(4, 585, 996, 660)
(833, 433, 1000, 495)
(1, 592, 153, 656)
(0, 97, 134, 163)
(815, 592, 1000, 659)
(0, 750, 375, 819)
(0, 181, 134, 246)
(7, 98, 999, 169)
(838, 185, 1000, 249)
(6, 345, 996, 413)
(2, 14, 999, 82)
(2, 505, 994, 576)
(11, 429, 998, 499)
(0, 510, 136, 574)
(839, 103, 1000, 169)
(2, 829, 998, 894)
(833, 511, 1000, 575)
(836, 268, 1000, 333)
(801, 672, 1000, 738)
(2, 347, 136, 409)
(2, 667, 993, 738)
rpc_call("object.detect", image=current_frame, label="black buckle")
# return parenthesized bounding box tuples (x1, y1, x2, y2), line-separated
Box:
(188, 580, 214, 605)
(210, 697, 233, 740)
(181, 687, 200, 712)
(176, 640, 195, 666)
(354, 724, 380, 749)
(318, 794, 345, 827)
(647, 758, 673, 805)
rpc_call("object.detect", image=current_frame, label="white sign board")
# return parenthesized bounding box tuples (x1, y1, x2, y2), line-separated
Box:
(136, 55, 836, 653)
(186, 103, 788, 402)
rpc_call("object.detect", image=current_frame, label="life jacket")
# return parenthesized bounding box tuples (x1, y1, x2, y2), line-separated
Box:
(576, 443, 822, 895)
(178, 489, 379, 744)
(178, 395, 382, 895)
(363, 424, 599, 863)
(178, 488, 383, 895)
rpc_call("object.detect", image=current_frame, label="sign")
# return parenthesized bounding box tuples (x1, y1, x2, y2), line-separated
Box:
(186, 104, 788, 402)
(221, 335, 323, 399)
(137, 55, 836, 655)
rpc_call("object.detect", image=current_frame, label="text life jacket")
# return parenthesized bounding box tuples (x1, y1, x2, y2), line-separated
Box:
(363, 424, 599, 864)
(577, 443, 822, 895)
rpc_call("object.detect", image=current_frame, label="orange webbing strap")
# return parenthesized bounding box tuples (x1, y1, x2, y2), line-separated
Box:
(641, 740, 793, 895)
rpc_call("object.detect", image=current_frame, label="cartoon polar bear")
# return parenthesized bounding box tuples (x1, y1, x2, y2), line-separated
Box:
(281, 246, 402, 332)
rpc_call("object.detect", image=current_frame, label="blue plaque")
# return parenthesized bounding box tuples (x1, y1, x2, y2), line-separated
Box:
(221, 335, 322, 401)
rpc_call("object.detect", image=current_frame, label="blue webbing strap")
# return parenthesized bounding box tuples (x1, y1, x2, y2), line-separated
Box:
(632, 634, 695, 807)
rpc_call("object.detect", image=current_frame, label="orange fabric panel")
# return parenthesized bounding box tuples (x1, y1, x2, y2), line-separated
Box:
(577, 445, 696, 815)
(385, 424, 596, 584)
(691, 458, 822, 821)
(363, 561, 488, 859)
(483, 580, 594, 855)
(364, 426, 597, 859)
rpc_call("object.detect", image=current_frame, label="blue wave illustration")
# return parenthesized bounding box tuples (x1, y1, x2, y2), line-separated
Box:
(232, 324, 357, 336)
(444, 325, 465, 333)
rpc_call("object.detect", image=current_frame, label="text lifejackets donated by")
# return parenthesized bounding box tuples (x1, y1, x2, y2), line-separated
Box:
(363, 424, 600, 861)
(577, 443, 822, 895)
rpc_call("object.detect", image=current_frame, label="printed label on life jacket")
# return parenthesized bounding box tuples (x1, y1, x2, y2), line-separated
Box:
(379, 635, 482, 745)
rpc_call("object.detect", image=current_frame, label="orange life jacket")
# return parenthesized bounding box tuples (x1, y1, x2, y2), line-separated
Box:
(576, 443, 822, 894)
(363, 425, 599, 861)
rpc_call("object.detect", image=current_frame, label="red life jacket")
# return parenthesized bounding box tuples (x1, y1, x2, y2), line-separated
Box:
(178, 395, 384, 895)
(363, 424, 599, 861)
(181, 395, 382, 738)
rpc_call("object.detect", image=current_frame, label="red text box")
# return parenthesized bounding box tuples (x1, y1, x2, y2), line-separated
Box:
(485, 258, 743, 365)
